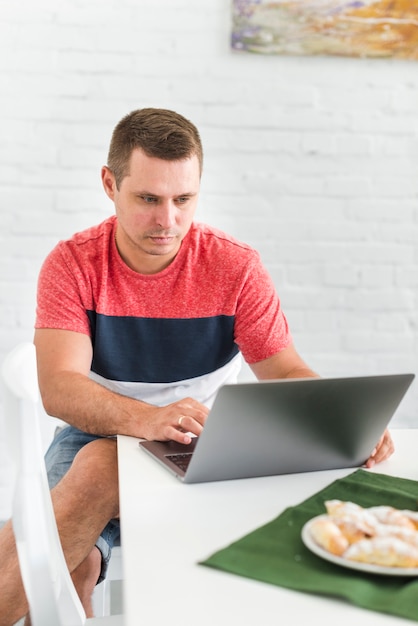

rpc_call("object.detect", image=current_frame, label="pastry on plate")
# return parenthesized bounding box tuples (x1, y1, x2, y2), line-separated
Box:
(344, 536, 418, 568)
(308, 517, 349, 556)
(307, 500, 418, 568)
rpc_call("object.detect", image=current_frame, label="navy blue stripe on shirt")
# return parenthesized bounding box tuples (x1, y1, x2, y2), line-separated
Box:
(87, 311, 239, 383)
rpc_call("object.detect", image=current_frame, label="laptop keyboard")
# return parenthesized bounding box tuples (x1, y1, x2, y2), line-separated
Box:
(166, 452, 193, 472)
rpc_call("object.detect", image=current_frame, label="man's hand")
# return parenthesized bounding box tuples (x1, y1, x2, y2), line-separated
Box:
(140, 397, 209, 444)
(365, 429, 394, 468)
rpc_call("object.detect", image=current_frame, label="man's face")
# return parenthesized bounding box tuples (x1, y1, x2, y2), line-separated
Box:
(102, 148, 201, 274)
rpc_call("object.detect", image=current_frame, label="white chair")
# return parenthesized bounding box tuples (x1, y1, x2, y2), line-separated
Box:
(1, 342, 123, 625)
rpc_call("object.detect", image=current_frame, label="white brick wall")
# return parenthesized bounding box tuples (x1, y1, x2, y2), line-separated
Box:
(1, 0, 418, 518)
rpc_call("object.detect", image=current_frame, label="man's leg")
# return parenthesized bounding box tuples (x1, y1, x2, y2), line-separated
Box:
(0, 519, 29, 626)
(23, 548, 102, 626)
(0, 437, 119, 626)
(70, 546, 103, 617)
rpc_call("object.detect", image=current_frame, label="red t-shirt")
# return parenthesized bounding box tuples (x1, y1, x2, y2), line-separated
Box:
(36, 217, 291, 405)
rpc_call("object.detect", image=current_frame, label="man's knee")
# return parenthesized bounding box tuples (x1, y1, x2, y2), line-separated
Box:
(73, 438, 117, 481)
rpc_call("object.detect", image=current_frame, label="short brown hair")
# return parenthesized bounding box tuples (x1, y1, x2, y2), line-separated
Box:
(107, 108, 203, 188)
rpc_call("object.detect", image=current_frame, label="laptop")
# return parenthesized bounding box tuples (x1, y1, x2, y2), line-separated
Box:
(139, 373, 415, 483)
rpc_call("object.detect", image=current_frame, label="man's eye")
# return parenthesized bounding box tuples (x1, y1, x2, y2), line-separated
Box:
(176, 197, 189, 204)
(141, 196, 157, 204)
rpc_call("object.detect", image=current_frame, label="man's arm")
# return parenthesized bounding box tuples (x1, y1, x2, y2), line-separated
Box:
(249, 343, 318, 380)
(34, 328, 208, 443)
(249, 343, 393, 466)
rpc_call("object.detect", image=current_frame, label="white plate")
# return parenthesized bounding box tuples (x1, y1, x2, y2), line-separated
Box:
(301, 515, 418, 577)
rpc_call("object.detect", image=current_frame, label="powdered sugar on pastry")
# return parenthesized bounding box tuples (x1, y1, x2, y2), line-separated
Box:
(367, 506, 415, 529)
(308, 500, 418, 568)
(309, 517, 349, 556)
(374, 523, 418, 547)
(325, 500, 378, 533)
(399, 510, 418, 529)
(345, 536, 418, 568)
(332, 515, 374, 544)
(325, 500, 363, 516)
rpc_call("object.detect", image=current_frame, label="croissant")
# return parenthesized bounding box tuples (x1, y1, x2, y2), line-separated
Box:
(309, 500, 418, 568)
(374, 523, 418, 547)
(345, 536, 418, 568)
(400, 509, 418, 530)
(325, 500, 378, 534)
(332, 515, 373, 544)
(309, 517, 349, 556)
(325, 499, 363, 516)
(367, 506, 415, 530)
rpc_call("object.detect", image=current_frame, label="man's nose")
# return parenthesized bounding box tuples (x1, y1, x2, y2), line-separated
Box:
(155, 201, 176, 229)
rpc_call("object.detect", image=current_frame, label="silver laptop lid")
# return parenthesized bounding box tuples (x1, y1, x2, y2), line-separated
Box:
(140, 373, 415, 483)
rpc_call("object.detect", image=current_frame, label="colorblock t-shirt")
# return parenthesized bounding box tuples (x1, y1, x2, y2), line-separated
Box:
(36, 217, 292, 407)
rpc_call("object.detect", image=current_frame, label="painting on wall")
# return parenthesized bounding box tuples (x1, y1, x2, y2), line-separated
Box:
(232, 1, 418, 60)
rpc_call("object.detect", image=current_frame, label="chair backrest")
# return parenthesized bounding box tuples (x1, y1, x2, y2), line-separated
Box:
(1, 342, 86, 626)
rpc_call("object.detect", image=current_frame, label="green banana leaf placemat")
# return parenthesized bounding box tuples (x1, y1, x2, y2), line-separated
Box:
(200, 469, 418, 622)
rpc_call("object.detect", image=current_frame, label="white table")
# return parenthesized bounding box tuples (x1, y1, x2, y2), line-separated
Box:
(117, 429, 418, 625)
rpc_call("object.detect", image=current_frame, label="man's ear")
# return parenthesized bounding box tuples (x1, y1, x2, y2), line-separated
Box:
(101, 166, 117, 200)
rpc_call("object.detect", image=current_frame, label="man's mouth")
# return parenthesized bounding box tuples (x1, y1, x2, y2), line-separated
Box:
(150, 235, 174, 241)
(148, 234, 178, 246)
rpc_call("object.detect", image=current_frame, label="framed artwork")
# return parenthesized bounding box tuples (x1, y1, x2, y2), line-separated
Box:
(232, 1, 418, 60)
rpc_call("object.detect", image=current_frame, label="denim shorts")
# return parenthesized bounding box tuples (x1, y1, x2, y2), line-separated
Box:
(44, 425, 121, 584)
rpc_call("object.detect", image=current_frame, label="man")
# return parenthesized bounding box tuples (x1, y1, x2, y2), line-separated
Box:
(0, 108, 394, 625)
